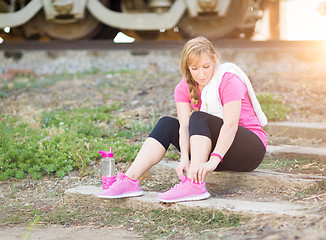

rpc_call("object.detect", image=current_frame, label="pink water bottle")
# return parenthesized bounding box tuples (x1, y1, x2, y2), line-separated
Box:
(98, 148, 116, 189)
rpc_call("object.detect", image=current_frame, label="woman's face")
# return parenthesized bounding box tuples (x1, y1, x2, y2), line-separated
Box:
(188, 52, 215, 91)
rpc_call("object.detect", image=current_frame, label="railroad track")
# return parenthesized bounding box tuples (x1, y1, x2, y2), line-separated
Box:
(0, 39, 325, 51)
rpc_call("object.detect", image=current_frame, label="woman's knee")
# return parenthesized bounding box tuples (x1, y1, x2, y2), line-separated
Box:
(150, 117, 179, 139)
(157, 116, 178, 128)
(189, 111, 210, 137)
(149, 116, 179, 150)
(189, 111, 207, 126)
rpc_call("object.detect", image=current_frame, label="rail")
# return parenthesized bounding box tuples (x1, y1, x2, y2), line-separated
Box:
(0, 40, 325, 51)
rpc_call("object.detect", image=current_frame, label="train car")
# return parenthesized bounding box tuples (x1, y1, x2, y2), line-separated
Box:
(0, 0, 269, 41)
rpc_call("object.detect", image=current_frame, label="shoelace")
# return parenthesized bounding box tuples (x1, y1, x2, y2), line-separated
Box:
(169, 179, 187, 191)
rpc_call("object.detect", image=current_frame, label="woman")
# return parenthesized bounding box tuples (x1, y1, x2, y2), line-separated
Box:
(98, 36, 267, 203)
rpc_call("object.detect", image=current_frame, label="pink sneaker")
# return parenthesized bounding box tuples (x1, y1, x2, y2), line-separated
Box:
(97, 172, 143, 199)
(102, 176, 116, 190)
(157, 175, 210, 203)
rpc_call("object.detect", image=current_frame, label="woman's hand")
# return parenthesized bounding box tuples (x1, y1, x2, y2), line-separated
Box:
(188, 158, 219, 183)
(176, 157, 190, 176)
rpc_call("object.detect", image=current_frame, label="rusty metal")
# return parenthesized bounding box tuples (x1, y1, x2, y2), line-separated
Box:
(0, 39, 324, 51)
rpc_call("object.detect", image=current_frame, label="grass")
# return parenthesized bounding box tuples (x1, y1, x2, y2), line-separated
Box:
(291, 180, 326, 200)
(0, 69, 290, 181)
(0, 69, 136, 98)
(256, 92, 289, 121)
(259, 157, 326, 176)
(0, 69, 158, 180)
(0, 202, 240, 239)
(0, 72, 73, 98)
(0, 103, 157, 180)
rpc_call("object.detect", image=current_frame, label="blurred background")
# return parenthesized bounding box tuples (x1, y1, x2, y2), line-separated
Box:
(0, 0, 326, 44)
(254, 0, 326, 40)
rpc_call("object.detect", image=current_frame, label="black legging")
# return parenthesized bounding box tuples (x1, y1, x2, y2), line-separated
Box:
(148, 111, 266, 172)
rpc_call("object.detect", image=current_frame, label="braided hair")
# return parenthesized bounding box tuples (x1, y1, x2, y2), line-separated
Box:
(180, 37, 220, 111)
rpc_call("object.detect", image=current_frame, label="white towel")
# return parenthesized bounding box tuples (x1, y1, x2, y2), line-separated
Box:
(200, 62, 267, 126)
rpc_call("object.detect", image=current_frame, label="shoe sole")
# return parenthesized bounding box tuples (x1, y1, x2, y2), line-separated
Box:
(97, 190, 144, 199)
(157, 192, 211, 203)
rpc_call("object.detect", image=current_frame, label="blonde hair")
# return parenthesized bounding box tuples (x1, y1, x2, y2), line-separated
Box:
(180, 36, 219, 111)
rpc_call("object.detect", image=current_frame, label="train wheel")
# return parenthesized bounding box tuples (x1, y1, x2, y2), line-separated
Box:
(226, 0, 264, 39)
(22, 11, 103, 41)
(21, 0, 118, 41)
(0, 1, 9, 13)
(93, 0, 120, 39)
(178, 0, 250, 40)
(93, 25, 119, 40)
(135, 31, 159, 40)
(45, 14, 103, 40)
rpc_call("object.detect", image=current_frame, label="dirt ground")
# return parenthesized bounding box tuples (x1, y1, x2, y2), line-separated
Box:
(0, 226, 143, 240)
(1, 65, 326, 239)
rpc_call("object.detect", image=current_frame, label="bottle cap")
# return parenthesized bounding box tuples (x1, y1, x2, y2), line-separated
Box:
(98, 147, 114, 158)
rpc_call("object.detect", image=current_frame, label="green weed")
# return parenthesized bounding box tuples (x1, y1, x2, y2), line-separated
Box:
(259, 157, 326, 175)
(257, 92, 289, 121)
(0, 203, 240, 239)
(0, 103, 153, 180)
(292, 180, 326, 200)
(0, 68, 136, 96)
(131, 208, 240, 239)
(165, 146, 180, 161)
(23, 215, 40, 240)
